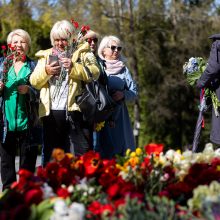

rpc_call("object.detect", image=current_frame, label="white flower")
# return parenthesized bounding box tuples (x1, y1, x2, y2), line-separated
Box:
(41, 183, 55, 199)
(69, 202, 85, 220)
(53, 199, 68, 216)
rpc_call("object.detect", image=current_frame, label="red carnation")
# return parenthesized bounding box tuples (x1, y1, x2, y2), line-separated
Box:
(56, 187, 70, 198)
(70, 18, 79, 29)
(1, 45, 6, 50)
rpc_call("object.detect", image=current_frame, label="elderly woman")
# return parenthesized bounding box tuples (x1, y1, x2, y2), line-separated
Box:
(97, 35, 137, 159)
(30, 20, 100, 166)
(0, 29, 40, 190)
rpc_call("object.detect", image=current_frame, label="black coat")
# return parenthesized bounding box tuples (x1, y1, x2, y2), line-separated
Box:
(197, 34, 220, 144)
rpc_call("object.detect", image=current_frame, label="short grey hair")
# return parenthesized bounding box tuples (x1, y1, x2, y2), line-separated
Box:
(7, 29, 31, 49)
(98, 35, 123, 60)
(50, 20, 76, 46)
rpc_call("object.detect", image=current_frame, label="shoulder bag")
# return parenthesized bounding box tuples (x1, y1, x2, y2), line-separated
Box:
(75, 66, 116, 124)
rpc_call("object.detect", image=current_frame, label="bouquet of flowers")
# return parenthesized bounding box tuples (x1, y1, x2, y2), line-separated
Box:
(1, 44, 26, 83)
(183, 57, 207, 86)
(51, 18, 90, 100)
(183, 57, 220, 116)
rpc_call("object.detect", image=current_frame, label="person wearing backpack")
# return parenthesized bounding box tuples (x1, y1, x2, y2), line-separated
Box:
(97, 35, 138, 159)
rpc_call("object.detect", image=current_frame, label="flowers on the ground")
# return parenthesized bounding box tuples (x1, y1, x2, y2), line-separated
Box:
(2, 143, 220, 219)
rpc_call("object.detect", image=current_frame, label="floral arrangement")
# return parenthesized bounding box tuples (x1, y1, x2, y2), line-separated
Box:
(2, 143, 220, 219)
(183, 57, 220, 116)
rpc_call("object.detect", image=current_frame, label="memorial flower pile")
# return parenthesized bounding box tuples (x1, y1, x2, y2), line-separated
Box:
(1, 143, 220, 219)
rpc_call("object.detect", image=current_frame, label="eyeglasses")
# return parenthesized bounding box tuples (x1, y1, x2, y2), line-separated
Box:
(108, 45, 122, 52)
(85, 38, 98, 44)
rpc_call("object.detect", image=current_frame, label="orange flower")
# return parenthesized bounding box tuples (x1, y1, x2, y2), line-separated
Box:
(52, 148, 65, 162)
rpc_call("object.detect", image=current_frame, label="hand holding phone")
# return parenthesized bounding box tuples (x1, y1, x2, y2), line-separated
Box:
(48, 55, 59, 66)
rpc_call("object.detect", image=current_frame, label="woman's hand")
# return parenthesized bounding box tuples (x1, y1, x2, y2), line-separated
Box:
(60, 57, 73, 72)
(17, 85, 29, 94)
(45, 62, 61, 76)
(111, 91, 124, 102)
(0, 81, 4, 91)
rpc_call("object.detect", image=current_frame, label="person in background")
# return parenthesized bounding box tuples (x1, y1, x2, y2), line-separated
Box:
(97, 35, 137, 159)
(30, 20, 100, 166)
(83, 30, 105, 152)
(197, 33, 220, 146)
(0, 29, 40, 190)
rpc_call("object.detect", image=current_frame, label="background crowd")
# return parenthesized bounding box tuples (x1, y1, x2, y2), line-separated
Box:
(0, 19, 137, 190)
(2, 0, 220, 150)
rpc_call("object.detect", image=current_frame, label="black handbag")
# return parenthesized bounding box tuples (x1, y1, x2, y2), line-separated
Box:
(76, 66, 116, 124)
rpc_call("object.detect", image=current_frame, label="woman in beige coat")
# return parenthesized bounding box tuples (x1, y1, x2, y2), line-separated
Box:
(30, 20, 100, 166)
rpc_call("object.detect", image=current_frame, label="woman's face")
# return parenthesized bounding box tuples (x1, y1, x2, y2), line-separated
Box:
(85, 35, 98, 54)
(54, 38, 68, 52)
(103, 40, 122, 60)
(11, 34, 29, 55)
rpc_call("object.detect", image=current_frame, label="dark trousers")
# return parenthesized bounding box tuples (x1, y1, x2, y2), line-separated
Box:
(42, 110, 93, 166)
(0, 131, 38, 190)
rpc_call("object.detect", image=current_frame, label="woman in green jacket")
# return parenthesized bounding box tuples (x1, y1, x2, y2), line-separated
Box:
(0, 29, 40, 190)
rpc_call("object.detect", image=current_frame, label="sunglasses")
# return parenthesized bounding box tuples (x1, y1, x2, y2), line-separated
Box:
(85, 38, 98, 44)
(108, 45, 122, 51)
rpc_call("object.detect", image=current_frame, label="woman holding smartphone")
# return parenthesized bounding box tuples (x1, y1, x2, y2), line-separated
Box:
(30, 20, 100, 166)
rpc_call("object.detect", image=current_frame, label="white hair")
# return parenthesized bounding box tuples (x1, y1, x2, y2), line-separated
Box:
(98, 35, 123, 60)
(50, 20, 76, 46)
(7, 29, 31, 49)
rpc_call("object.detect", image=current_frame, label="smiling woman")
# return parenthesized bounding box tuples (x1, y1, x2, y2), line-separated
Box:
(29, 19, 100, 167)
(95, 35, 138, 159)
(0, 29, 41, 191)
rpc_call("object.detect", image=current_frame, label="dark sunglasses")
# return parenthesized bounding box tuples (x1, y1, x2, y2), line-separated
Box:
(85, 38, 98, 44)
(109, 45, 122, 51)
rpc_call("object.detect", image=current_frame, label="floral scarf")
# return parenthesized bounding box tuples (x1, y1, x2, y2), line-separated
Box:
(52, 47, 67, 59)
(105, 59, 125, 75)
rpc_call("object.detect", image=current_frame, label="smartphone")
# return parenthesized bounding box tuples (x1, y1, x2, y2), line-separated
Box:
(48, 55, 59, 65)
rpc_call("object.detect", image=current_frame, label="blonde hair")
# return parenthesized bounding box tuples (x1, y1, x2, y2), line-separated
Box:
(83, 30, 99, 41)
(50, 20, 76, 46)
(7, 29, 31, 49)
(98, 35, 122, 60)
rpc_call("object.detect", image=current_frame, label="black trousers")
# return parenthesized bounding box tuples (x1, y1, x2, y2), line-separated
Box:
(0, 131, 38, 190)
(42, 110, 93, 166)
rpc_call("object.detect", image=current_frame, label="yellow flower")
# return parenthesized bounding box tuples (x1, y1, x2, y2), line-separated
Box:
(95, 121, 105, 131)
(130, 152, 136, 157)
(135, 148, 142, 156)
(217, 165, 220, 171)
(126, 149, 131, 156)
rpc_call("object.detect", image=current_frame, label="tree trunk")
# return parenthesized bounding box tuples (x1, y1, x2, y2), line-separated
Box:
(128, 0, 141, 147)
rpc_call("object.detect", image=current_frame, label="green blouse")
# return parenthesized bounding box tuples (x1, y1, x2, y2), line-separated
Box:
(4, 62, 31, 131)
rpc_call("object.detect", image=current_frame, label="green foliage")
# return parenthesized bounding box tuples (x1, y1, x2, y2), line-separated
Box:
(1, 0, 220, 149)
(108, 196, 201, 220)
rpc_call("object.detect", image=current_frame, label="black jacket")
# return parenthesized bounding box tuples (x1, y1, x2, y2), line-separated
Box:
(197, 33, 220, 144)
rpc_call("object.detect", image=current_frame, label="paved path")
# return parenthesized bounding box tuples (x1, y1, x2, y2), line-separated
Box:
(0, 156, 42, 192)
